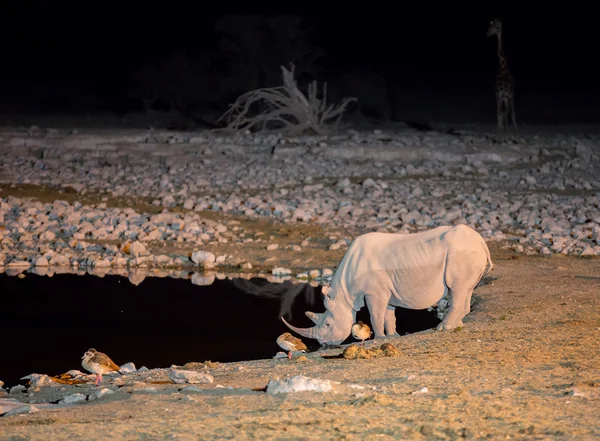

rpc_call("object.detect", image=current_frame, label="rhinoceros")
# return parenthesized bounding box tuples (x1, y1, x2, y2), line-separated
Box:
(281, 224, 493, 345)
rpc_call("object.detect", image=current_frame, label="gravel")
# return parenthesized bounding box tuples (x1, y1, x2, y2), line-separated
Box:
(1, 124, 599, 279)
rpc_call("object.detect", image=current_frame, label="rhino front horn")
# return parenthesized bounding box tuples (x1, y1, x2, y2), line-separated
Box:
(280, 316, 316, 340)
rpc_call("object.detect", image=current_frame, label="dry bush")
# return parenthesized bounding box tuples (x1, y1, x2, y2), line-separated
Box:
(217, 64, 356, 135)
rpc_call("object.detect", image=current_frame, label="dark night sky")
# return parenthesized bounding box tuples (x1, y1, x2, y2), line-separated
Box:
(0, 2, 597, 123)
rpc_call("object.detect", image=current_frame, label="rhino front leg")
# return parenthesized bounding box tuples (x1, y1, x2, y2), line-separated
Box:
(385, 305, 399, 337)
(365, 295, 387, 338)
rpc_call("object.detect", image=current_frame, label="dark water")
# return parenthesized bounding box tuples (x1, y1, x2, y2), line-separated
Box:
(0, 273, 440, 387)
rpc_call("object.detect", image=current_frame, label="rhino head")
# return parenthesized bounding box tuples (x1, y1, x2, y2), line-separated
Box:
(281, 286, 355, 345)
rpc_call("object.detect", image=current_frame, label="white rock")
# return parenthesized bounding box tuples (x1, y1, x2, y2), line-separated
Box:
(2, 404, 39, 417)
(33, 256, 49, 267)
(129, 241, 147, 257)
(168, 369, 213, 384)
(191, 250, 216, 265)
(88, 388, 114, 401)
(411, 387, 429, 395)
(40, 230, 56, 241)
(266, 244, 279, 251)
(266, 375, 333, 394)
(361, 178, 377, 189)
(119, 362, 137, 373)
(580, 246, 598, 256)
(321, 268, 334, 278)
(7, 260, 29, 268)
(336, 178, 351, 188)
(272, 267, 292, 276)
(59, 393, 87, 405)
(21, 373, 59, 388)
(180, 385, 202, 393)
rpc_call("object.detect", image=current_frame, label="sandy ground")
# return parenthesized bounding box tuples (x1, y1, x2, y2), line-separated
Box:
(1, 250, 598, 440)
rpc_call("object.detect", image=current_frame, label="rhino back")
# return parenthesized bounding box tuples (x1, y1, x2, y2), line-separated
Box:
(329, 227, 454, 309)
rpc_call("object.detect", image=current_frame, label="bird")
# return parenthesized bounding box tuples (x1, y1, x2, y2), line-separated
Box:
(277, 332, 308, 359)
(81, 348, 122, 386)
(351, 321, 372, 346)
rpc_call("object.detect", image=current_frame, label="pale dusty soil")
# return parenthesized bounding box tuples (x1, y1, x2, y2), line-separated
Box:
(1, 253, 599, 440)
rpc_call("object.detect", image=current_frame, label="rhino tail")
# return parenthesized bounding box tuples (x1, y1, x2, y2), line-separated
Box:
(482, 236, 494, 275)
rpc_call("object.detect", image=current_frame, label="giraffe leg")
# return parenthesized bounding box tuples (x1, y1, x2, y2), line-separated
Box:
(496, 100, 504, 133)
(510, 99, 518, 136)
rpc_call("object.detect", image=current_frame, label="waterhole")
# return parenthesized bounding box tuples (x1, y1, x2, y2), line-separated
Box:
(0, 272, 440, 387)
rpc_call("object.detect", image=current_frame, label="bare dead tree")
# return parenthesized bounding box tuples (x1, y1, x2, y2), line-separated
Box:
(216, 64, 357, 135)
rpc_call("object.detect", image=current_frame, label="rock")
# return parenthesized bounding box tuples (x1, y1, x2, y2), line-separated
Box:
(580, 246, 598, 256)
(272, 267, 292, 276)
(88, 388, 114, 401)
(21, 373, 59, 388)
(40, 230, 56, 241)
(266, 375, 333, 394)
(129, 241, 147, 257)
(33, 256, 49, 267)
(336, 178, 351, 188)
(2, 404, 39, 417)
(119, 362, 137, 373)
(180, 385, 202, 393)
(321, 268, 334, 278)
(191, 250, 216, 266)
(49, 254, 70, 266)
(266, 244, 279, 251)
(9, 385, 26, 395)
(361, 178, 377, 189)
(168, 369, 214, 384)
(7, 260, 29, 268)
(59, 393, 87, 405)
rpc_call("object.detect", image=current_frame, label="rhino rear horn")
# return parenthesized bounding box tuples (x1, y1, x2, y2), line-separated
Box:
(280, 316, 316, 340)
(305, 311, 322, 324)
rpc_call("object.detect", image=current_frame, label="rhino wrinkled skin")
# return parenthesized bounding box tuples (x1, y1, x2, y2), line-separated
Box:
(282, 225, 493, 345)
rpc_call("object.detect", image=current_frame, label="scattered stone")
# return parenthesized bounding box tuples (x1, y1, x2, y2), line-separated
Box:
(33, 256, 49, 267)
(119, 362, 137, 373)
(2, 404, 39, 417)
(59, 393, 87, 405)
(411, 387, 429, 395)
(272, 267, 292, 276)
(266, 375, 333, 394)
(191, 251, 216, 266)
(88, 388, 114, 401)
(321, 268, 334, 279)
(168, 369, 214, 384)
(21, 374, 59, 388)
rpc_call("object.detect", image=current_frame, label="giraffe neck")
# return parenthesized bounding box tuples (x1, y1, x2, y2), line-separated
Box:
(496, 32, 510, 76)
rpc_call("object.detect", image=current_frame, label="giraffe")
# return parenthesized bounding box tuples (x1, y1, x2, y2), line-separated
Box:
(487, 18, 518, 135)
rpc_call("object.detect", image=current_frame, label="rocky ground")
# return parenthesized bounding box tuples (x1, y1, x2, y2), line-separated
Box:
(1, 121, 599, 439)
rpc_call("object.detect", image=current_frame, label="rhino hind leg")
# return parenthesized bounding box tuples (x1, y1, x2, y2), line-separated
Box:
(385, 305, 399, 337)
(436, 301, 465, 331)
(436, 276, 484, 331)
